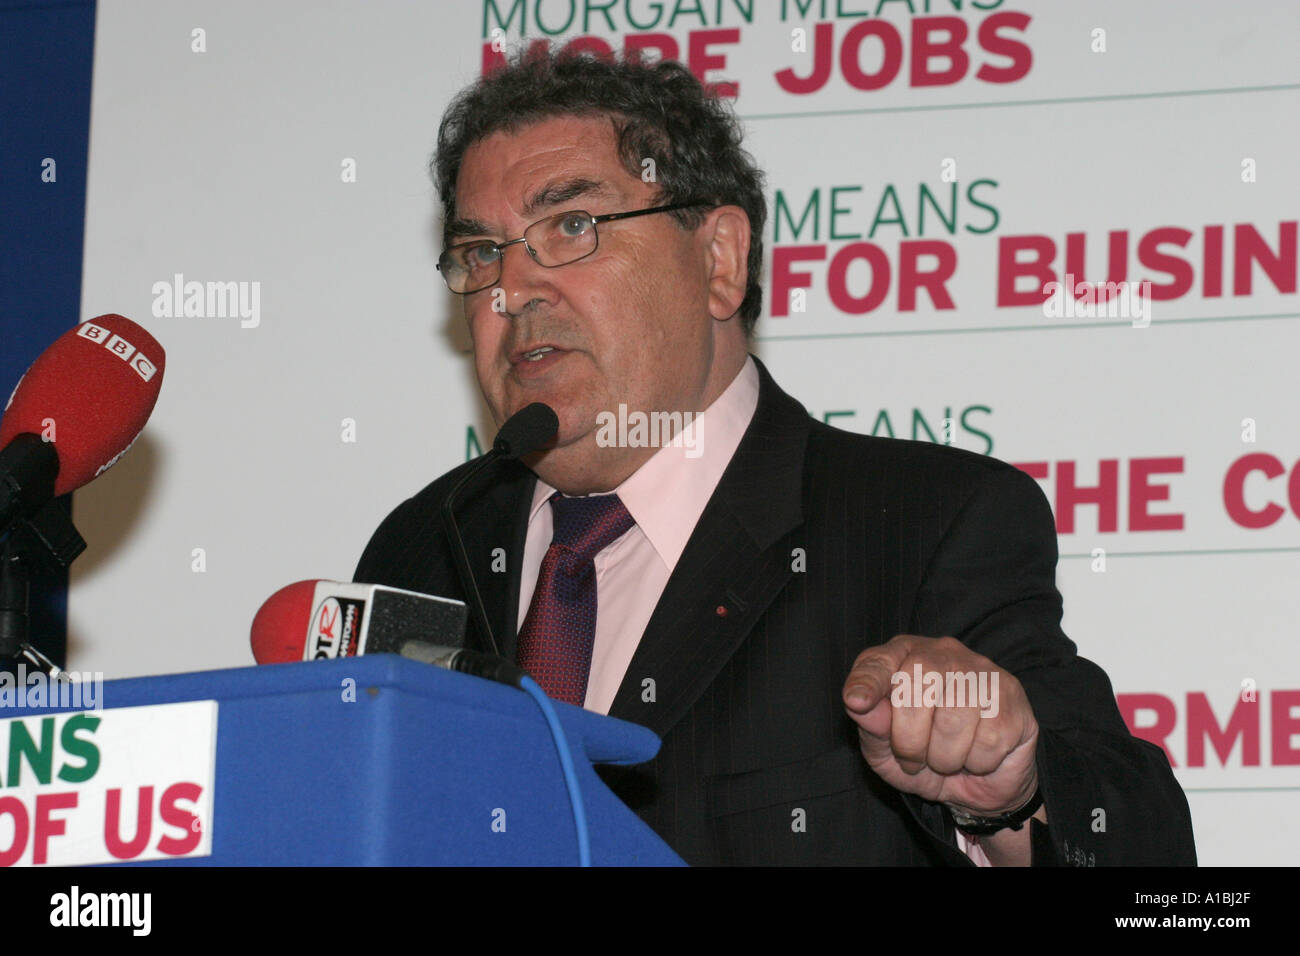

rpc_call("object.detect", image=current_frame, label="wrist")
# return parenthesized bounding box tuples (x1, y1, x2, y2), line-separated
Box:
(947, 786, 1043, 837)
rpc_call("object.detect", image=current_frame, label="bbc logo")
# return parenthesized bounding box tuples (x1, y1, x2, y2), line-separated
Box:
(77, 322, 158, 382)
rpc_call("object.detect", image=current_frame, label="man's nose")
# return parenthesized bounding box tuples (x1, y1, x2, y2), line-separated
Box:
(496, 240, 558, 315)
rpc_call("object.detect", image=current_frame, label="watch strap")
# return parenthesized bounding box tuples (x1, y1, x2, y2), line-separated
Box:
(948, 787, 1043, 836)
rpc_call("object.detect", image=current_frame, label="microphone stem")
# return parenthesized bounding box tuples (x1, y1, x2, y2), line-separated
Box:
(0, 535, 29, 663)
(440, 451, 503, 657)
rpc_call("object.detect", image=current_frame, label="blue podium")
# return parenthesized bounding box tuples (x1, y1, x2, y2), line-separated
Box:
(4, 656, 683, 866)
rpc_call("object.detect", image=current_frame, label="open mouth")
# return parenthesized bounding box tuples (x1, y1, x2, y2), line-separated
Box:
(509, 345, 570, 377)
(510, 343, 569, 365)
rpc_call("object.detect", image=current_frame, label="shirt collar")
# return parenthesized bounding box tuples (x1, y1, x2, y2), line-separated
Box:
(528, 355, 761, 569)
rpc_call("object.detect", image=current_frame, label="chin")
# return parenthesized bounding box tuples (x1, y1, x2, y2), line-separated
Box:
(527, 433, 600, 481)
(494, 375, 601, 447)
(521, 398, 590, 443)
(525, 445, 582, 490)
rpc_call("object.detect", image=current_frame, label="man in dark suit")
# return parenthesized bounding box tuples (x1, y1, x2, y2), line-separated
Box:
(355, 52, 1196, 866)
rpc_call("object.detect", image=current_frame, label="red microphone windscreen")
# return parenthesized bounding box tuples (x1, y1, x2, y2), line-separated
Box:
(250, 580, 321, 664)
(0, 314, 165, 496)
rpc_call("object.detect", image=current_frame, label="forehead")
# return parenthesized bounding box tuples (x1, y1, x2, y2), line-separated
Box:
(454, 114, 640, 226)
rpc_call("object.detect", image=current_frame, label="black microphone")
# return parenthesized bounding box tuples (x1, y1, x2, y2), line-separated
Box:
(493, 402, 560, 461)
(440, 403, 558, 656)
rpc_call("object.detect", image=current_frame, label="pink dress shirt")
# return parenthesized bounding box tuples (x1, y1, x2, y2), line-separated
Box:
(516, 356, 990, 865)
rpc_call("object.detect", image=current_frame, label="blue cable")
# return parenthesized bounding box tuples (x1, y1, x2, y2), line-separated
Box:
(519, 676, 591, 867)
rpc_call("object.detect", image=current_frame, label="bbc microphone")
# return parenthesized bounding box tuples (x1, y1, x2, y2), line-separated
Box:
(0, 314, 165, 534)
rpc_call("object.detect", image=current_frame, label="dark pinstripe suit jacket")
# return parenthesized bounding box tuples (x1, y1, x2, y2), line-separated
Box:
(354, 356, 1196, 866)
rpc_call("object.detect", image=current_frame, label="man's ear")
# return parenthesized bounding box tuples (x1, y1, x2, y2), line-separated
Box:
(702, 205, 751, 322)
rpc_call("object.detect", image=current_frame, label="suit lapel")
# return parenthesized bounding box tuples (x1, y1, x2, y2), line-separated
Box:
(607, 356, 812, 738)
(463, 357, 813, 731)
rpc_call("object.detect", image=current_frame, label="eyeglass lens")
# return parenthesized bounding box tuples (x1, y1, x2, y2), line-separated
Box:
(443, 211, 597, 293)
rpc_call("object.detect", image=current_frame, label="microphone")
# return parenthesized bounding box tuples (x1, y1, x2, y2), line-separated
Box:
(0, 314, 165, 533)
(441, 402, 558, 656)
(493, 402, 560, 461)
(250, 579, 467, 661)
(249, 579, 524, 686)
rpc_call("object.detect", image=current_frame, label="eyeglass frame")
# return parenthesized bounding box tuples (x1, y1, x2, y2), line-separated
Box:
(437, 200, 714, 294)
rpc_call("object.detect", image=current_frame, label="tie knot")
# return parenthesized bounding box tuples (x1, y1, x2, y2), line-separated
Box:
(548, 492, 635, 561)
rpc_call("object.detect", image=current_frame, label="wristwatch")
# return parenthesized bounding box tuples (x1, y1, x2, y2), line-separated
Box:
(947, 788, 1043, 836)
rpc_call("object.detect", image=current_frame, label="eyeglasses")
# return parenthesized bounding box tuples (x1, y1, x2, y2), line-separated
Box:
(437, 200, 711, 294)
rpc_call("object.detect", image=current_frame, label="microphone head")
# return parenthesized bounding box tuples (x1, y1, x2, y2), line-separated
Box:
(251, 580, 468, 665)
(0, 314, 165, 496)
(250, 579, 321, 664)
(493, 402, 558, 460)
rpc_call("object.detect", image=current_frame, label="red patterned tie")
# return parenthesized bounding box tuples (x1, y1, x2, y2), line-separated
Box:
(516, 492, 636, 705)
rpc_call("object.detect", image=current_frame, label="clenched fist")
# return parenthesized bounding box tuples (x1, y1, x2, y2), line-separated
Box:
(841, 634, 1039, 820)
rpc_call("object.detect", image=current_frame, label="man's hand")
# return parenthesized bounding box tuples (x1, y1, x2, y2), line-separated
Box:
(841, 634, 1039, 819)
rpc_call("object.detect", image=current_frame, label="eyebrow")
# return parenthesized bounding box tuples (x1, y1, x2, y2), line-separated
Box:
(444, 177, 615, 244)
